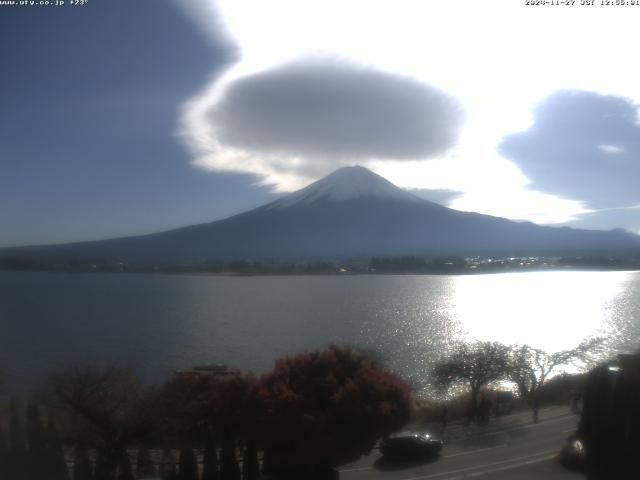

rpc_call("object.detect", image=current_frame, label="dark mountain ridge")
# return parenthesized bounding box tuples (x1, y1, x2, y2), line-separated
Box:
(2, 166, 639, 264)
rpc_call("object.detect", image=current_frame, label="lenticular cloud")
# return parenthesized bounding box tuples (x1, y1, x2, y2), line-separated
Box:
(212, 60, 462, 161)
(180, 58, 463, 191)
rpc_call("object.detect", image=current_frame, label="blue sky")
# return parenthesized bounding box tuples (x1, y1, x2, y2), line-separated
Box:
(1, 0, 639, 247)
(0, 0, 274, 247)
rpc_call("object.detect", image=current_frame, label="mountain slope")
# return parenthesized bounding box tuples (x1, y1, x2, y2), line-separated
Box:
(3, 166, 640, 263)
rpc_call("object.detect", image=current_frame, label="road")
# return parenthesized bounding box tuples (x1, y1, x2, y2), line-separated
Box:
(340, 406, 585, 480)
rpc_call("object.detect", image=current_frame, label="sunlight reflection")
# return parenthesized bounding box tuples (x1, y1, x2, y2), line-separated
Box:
(448, 271, 633, 353)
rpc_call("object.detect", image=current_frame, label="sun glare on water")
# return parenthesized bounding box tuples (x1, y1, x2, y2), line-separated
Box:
(447, 271, 633, 353)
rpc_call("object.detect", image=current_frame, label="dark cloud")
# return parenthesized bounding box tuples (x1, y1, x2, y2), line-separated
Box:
(500, 90, 640, 209)
(209, 59, 463, 162)
(409, 188, 463, 205)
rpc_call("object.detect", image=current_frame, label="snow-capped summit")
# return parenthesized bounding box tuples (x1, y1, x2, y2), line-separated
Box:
(269, 166, 422, 208)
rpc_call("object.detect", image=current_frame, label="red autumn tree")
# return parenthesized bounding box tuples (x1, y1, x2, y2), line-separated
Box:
(161, 372, 262, 437)
(161, 372, 263, 480)
(160, 373, 219, 440)
(259, 345, 413, 474)
(205, 375, 262, 480)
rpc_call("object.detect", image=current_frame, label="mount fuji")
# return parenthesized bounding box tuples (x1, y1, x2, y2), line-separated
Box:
(3, 166, 640, 263)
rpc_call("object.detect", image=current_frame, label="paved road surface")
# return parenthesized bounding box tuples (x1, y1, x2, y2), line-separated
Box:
(340, 407, 584, 480)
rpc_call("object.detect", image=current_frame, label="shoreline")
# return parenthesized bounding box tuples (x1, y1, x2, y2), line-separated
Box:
(2, 266, 639, 277)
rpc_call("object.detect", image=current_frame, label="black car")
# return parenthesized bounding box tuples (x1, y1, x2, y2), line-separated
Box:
(379, 432, 443, 459)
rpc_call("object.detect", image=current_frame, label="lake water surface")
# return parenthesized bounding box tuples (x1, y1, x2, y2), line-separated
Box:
(1, 270, 639, 394)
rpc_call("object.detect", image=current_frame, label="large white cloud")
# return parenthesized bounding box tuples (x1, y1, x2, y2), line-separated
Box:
(189, 58, 463, 188)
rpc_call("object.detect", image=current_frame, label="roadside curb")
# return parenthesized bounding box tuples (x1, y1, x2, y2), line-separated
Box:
(414, 407, 577, 444)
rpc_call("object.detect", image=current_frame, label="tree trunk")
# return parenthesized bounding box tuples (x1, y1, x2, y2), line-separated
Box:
(73, 445, 94, 480)
(160, 448, 176, 480)
(202, 438, 219, 480)
(220, 430, 240, 480)
(135, 447, 155, 479)
(117, 451, 134, 480)
(468, 386, 480, 424)
(177, 448, 198, 480)
(241, 441, 260, 480)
